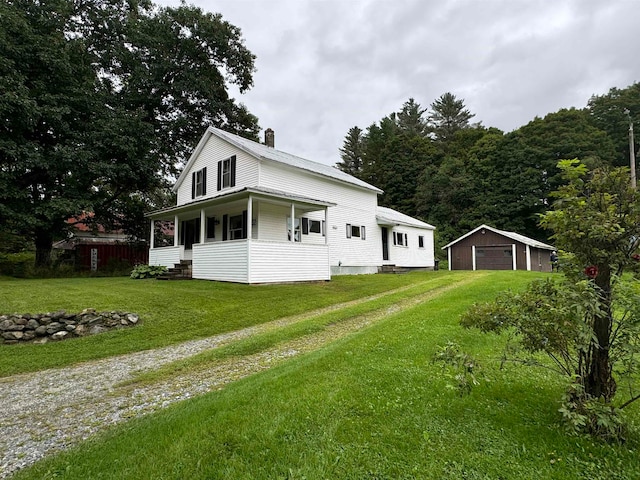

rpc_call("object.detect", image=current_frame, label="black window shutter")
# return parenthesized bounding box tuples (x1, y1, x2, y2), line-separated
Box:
(404, 233, 408, 246)
(302, 218, 309, 235)
(191, 172, 196, 199)
(230, 155, 237, 187)
(242, 210, 247, 239)
(322, 220, 325, 236)
(393, 232, 397, 245)
(346, 224, 351, 238)
(361, 226, 366, 240)
(217, 161, 222, 191)
(202, 167, 207, 196)
(222, 214, 228, 241)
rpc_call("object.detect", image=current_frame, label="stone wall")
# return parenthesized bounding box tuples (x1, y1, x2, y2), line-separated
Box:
(0, 309, 140, 344)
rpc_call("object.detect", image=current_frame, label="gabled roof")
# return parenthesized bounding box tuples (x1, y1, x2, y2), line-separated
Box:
(174, 127, 382, 194)
(442, 224, 554, 250)
(376, 206, 435, 230)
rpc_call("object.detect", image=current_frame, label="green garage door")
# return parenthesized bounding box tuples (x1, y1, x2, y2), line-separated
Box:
(476, 246, 513, 270)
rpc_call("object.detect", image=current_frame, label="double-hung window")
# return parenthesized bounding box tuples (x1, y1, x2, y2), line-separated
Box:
(191, 167, 207, 199)
(217, 155, 236, 190)
(229, 214, 244, 240)
(418, 235, 424, 248)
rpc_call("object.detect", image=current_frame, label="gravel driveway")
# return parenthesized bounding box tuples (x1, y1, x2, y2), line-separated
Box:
(0, 280, 466, 479)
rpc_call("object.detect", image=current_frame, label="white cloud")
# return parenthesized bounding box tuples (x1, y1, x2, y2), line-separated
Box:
(159, 0, 639, 165)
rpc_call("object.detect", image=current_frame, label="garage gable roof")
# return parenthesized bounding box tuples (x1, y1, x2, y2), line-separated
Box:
(442, 224, 555, 250)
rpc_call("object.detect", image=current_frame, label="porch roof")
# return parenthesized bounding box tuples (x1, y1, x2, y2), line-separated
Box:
(146, 186, 336, 220)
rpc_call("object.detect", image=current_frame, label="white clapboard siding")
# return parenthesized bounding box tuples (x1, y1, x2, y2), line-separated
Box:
(176, 135, 260, 206)
(259, 162, 382, 267)
(149, 246, 182, 268)
(255, 201, 289, 242)
(249, 241, 330, 283)
(259, 161, 377, 212)
(387, 226, 435, 267)
(191, 240, 329, 283)
(192, 242, 248, 283)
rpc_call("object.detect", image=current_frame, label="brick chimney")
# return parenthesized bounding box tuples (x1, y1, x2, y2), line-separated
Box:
(265, 128, 275, 148)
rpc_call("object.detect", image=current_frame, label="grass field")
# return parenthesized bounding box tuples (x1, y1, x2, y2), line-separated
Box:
(3, 271, 640, 479)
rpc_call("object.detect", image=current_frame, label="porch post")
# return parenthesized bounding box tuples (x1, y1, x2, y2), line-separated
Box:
(174, 215, 179, 247)
(512, 244, 517, 270)
(150, 219, 155, 249)
(200, 209, 206, 244)
(324, 207, 328, 245)
(525, 245, 531, 271)
(290, 203, 295, 243)
(247, 196, 253, 239)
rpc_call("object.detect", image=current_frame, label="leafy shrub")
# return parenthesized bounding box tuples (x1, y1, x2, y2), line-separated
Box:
(432, 341, 481, 396)
(130, 264, 167, 279)
(0, 252, 35, 277)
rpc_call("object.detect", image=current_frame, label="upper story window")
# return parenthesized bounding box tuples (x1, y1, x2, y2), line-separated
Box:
(217, 155, 237, 191)
(191, 167, 207, 199)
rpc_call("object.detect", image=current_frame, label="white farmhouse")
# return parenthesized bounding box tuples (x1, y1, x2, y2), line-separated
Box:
(147, 127, 435, 283)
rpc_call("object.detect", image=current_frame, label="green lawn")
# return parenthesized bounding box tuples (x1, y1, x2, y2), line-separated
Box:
(6, 271, 640, 479)
(0, 272, 449, 376)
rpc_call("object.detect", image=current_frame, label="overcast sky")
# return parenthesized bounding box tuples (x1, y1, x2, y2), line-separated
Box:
(160, 0, 638, 166)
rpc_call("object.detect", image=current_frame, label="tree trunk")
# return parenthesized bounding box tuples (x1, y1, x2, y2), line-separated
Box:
(34, 227, 53, 268)
(584, 264, 616, 402)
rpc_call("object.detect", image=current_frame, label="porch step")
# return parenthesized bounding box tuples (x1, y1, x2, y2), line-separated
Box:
(156, 260, 193, 280)
(379, 265, 410, 274)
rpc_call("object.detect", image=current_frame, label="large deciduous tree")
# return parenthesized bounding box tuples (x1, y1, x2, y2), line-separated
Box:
(474, 108, 616, 241)
(587, 83, 640, 168)
(0, 0, 259, 267)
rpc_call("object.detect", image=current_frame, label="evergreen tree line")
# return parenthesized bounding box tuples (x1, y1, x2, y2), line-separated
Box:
(336, 84, 640, 251)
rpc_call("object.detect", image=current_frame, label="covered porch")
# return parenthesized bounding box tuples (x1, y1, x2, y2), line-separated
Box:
(147, 187, 334, 283)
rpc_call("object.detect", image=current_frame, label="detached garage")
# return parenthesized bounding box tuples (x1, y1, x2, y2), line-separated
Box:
(442, 224, 555, 272)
